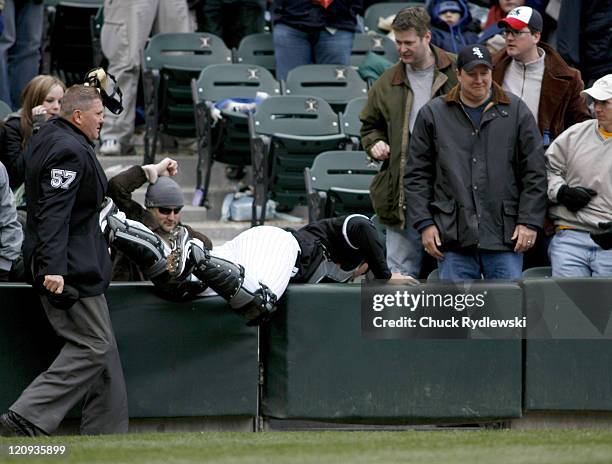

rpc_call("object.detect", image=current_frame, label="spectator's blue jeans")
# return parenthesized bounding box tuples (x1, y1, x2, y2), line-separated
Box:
(386, 225, 424, 278)
(273, 23, 354, 81)
(0, 0, 44, 109)
(438, 248, 523, 281)
(549, 229, 612, 277)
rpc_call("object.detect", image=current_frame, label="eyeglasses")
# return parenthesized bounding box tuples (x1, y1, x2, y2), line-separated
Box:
(158, 206, 183, 215)
(501, 29, 533, 38)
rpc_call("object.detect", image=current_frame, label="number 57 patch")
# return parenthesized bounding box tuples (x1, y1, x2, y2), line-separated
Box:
(50, 169, 77, 189)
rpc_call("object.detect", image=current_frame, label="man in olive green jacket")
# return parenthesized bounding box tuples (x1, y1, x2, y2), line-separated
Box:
(360, 6, 457, 277)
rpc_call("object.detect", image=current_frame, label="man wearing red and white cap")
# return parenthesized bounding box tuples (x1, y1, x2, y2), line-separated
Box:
(492, 5, 592, 270)
(545, 74, 612, 277)
(492, 6, 590, 143)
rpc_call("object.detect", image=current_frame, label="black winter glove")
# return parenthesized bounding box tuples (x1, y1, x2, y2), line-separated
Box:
(557, 185, 597, 212)
(591, 222, 612, 250)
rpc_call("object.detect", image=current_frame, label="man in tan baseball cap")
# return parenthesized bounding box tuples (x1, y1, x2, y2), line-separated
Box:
(545, 74, 612, 276)
(582, 74, 612, 137)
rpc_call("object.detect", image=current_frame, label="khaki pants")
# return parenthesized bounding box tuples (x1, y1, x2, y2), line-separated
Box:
(100, 0, 192, 150)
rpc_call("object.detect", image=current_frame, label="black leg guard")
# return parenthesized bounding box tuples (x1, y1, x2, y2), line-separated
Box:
(170, 241, 278, 325)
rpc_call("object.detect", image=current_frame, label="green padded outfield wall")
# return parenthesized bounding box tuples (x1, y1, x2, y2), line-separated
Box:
(524, 278, 612, 411)
(0, 284, 64, 410)
(262, 283, 523, 423)
(0, 284, 259, 418)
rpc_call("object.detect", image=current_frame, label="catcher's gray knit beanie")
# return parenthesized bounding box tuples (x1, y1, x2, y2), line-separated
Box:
(145, 176, 184, 208)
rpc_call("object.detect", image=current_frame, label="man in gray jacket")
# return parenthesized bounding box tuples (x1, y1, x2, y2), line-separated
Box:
(405, 44, 547, 281)
(0, 160, 22, 281)
(547, 74, 612, 276)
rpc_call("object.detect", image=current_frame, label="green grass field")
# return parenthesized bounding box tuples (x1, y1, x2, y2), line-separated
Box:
(2, 429, 612, 464)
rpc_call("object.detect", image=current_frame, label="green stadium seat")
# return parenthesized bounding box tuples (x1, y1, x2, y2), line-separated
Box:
(234, 33, 276, 78)
(427, 268, 440, 282)
(248, 95, 346, 225)
(89, 6, 104, 68)
(141, 32, 232, 163)
(46, 1, 101, 85)
(191, 64, 281, 207)
(342, 96, 367, 149)
(304, 150, 379, 222)
(364, 2, 424, 34)
(522, 266, 552, 278)
(0, 100, 11, 120)
(283, 64, 368, 112)
(350, 33, 398, 68)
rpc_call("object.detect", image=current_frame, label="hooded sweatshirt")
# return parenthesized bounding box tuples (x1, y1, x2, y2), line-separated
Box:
(428, 0, 479, 55)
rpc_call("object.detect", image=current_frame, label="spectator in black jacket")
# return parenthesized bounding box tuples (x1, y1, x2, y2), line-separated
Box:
(556, 0, 612, 86)
(190, 0, 266, 49)
(271, 0, 363, 81)
(1, 75, 65, 189)
(404, 44, 547, 281)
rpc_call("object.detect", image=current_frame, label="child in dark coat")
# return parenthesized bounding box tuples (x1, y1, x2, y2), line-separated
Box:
(428, 0, 479, 55)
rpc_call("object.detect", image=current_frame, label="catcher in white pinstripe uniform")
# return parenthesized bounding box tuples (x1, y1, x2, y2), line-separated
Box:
(93, 158, 404, 324)
(101, 202, 398, 325)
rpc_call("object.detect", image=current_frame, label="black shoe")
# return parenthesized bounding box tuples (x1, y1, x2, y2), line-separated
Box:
(0, 411, 48, 437)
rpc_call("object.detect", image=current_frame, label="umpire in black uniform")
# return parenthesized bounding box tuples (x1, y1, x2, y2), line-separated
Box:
(0, 85, 128, 436)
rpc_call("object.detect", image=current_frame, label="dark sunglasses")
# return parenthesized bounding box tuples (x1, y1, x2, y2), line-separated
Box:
(158, 206, 183, 215)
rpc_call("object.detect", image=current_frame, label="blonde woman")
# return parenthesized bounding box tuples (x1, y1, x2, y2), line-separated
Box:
(0, 75, 65, 189)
